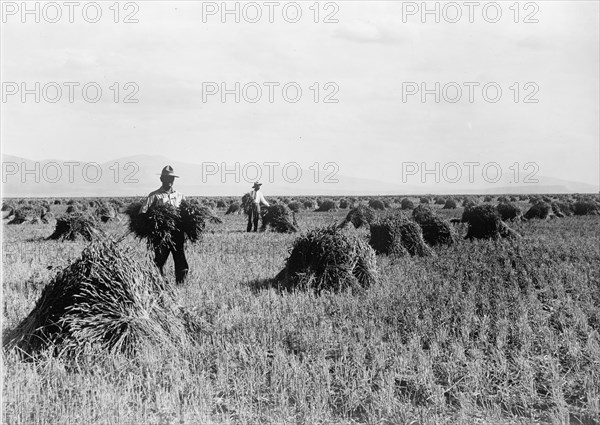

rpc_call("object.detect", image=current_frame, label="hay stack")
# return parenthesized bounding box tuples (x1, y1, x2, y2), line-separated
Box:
(368, 199, 385, 210)
(3, 239, 189, 357)
(497, 202, 522, 221)
(8, 205, 44, 224)
(412, 206, 456, 247)
(315, 199, 337, 212)
(573, 200, 599, 216)
(287, 201, 302, 213)
(95, 202, 118, 223)
(551, 201, 573, 217)
(276, 226, 377, 293)
(40, 212, 54, 224)
(47, 213, 99, 241)
(260, 204, 298, 233)
(225, 203, 241, 215)
(463, 204, 518, 240)
(66, 203, 87, 214)
(412, 205, 435, 224)
(443, 199, 457, 209)
(524, 202, 551, 220)
(302, 200, 315, 209)
(400, 198, 414, 210)
(196, 205, 223, 224)
(339, 205, 376, 229)
(369, 212, 433, 257)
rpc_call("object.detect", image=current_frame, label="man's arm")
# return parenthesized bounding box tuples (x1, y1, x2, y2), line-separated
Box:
(259, 192, 269, 207)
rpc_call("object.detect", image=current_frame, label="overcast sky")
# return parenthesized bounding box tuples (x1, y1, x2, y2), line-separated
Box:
(1, 1, 598, 188)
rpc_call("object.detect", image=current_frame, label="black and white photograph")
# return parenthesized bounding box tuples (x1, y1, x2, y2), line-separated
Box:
(1, 1, 599, 423)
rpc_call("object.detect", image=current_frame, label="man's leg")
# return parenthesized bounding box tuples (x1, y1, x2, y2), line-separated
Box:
(173, 232, 189, 284)
(253, 204, 260, 232)
(154, 244, 170, 275)
(247, 210, 253, 232)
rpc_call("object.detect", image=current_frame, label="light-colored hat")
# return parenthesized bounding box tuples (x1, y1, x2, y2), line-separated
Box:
(159, 165, 179, 178)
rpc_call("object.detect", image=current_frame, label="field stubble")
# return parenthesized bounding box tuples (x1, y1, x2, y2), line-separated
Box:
(2, 204, 599, 425)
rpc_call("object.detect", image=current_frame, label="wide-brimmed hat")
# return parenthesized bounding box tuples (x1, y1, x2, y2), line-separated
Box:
(158, 165, 179, 178)
(252, 182, 262, 189)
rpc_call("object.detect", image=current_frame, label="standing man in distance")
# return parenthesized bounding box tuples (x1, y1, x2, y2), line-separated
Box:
(139, 165, 189, 284)
(247, 182, 269, 232)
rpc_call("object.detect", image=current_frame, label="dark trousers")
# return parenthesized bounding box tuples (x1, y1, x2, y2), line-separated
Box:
(247, 204, 260, 232)
(154, 231, 189, 283)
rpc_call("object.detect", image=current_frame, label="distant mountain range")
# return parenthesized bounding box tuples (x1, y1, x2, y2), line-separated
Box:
(2, 154, 598, 197)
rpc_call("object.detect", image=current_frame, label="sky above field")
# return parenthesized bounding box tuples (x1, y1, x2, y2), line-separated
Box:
(1, 1, 599, 191)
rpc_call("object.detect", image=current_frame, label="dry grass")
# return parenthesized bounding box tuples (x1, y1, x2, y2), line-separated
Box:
(2, 200, 600, 424)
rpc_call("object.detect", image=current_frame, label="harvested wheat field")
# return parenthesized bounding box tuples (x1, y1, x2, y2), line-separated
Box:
(2, 196, 600, 425)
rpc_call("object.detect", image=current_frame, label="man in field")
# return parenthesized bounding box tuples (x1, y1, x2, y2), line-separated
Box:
(140, 165, 188, 283)
(246, 182, 270, 232)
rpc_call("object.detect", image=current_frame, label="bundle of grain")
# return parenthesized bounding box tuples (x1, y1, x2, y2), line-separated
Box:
(241, 193, 254, 215)
(411, 205, 436, 224)
(412, 206, 456, 247)
(179, 199, 211, 242)
(368, 199, 385, 210)
(463, 204, 518, 240)
(95, 202, 117, 223)
(47, 213, 99, 241)
(40, 212, 54, 224)
(369, 212, 433, 257)
(260, 204, 298, 233)
(302, 199, 315, 209)
(225, 203, 241, 215)
(401, 198, 414, 210)
(287, 201, 302, 213)
(443, 198, 457, 209)
(462, 197, 478, 209)
(315, 199, 337, 212)
(524, 202, 551, 220)
(7, 205, 44, 224)
(3, 238, 189, 357)
(572, 200, 599, 216)
(551, 201, 573, 217)
(339, 205, 376, 229)
(125, 200, 212, 250)
(497, 202, 522, 221)
(276, 226, 377, 293)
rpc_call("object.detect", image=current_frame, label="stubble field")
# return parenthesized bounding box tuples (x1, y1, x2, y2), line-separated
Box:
(2, 198, 599, 425)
